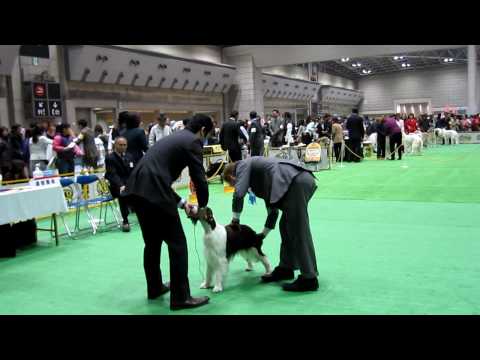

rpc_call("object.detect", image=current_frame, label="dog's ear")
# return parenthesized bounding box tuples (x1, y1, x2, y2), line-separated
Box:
(206, 207, 213, 218)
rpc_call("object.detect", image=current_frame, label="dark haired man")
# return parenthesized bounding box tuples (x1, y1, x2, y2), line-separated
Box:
(223, 156, 319, 292)
(73, 119, 99, 169)
(270, 109, 284, 147)
(249, 111, 264, 156)
(124, 113, 213, 311)
(345, 109, 365, 162)
(219, 110, 248, 162)
(122, 112, 148, 165)
(148, 113, 172, 147)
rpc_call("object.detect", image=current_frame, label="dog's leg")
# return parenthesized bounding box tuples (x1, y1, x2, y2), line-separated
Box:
(260, 256, 273, 275)
(200, 263, 214, 289)
(251, 248, 272, 274)
(212, 259, 228, 293)
(245, 259, 254, 272)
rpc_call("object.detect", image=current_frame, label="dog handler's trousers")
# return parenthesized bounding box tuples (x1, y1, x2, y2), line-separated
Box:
(277, 171, 318, 279)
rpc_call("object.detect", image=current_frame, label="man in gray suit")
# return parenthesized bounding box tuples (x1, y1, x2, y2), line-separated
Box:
(223, 156, 319, 292)
(269, 109, 284, 147)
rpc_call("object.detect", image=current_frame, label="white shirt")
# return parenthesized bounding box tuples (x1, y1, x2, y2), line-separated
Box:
(95, 137, 106, 167)
(149, 124, 172, 147)
(239, 125, 249, 143)
(285, 123, 294, 144)
(29, 136, 53, 161)
(306, 122, 316, 135)
(397, 119, 405, 133)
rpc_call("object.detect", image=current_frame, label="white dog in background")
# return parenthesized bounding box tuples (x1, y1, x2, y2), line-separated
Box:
(434, 128, 459, 145)
(194, 207, 272, 293)
(367, 132, 377, 152)
(402, 131, 423, 155)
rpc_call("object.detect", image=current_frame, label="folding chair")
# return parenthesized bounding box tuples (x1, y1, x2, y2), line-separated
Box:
(96, 177, 121, 229)
(73, 174, 99, 235)
(59, 177, 75, 238)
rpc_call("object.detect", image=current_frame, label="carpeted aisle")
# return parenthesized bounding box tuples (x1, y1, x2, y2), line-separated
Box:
(1, 144, 479, 314)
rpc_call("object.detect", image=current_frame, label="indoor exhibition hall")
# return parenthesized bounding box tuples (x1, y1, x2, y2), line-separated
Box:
(0, 45, 479, 315)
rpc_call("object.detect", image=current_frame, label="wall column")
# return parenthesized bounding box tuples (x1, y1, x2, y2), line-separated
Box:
(225, 54, 264, 120)
(467, 45, 478, 115)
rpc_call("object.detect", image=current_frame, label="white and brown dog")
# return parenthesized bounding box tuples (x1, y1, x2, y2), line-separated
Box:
(193, 207, 272, 293)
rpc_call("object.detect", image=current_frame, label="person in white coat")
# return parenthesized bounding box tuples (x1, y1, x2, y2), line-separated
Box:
(148, 113, 172, 147)
(29, 125, 53, 174)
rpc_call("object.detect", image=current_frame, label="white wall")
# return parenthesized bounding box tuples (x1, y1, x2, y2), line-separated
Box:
(261, 65, 357, 90)
(115, 45, 223, 64)
(261, 65, 309, 80)
(359, 65, 480, 114)
(0, 98, 8, 127)
(317, 72, 357, 90)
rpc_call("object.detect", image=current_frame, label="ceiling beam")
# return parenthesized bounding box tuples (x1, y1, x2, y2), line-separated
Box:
(225, 45, 466, 67)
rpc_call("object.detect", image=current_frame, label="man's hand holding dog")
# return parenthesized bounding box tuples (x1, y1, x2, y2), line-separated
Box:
(185, 204, 208, 221)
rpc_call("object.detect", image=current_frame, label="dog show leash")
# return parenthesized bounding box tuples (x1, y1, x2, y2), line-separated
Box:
(193, 225, 206, 283)
(190, 215, 206, 283)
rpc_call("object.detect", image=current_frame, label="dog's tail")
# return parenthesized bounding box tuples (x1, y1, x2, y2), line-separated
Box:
(254, 233, 266, 257)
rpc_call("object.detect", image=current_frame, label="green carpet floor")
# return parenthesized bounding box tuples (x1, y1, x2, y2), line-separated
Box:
(1, 144, 480, 315)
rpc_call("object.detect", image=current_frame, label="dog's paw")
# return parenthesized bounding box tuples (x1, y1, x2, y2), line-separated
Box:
(200, 282, 213, 289)
(212, 285, 223, 293)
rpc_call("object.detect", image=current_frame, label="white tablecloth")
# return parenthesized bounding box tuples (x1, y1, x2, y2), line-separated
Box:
(0, 184, 68, 225)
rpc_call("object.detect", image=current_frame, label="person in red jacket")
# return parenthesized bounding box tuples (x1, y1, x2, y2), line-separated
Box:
(405, 113, 418, 134)
(471, 115, 480, 132)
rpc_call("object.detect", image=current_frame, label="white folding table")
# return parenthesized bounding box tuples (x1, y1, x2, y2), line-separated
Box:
(0, 184, 68, 246)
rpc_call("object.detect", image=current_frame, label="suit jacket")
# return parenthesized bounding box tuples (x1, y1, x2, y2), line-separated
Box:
(121, 127, 148, 165)
(232, 157, 314, 229)
(346, 114, 365, 140)
(249, 119, 264, 156)
(105, 152, 134, 198)
(124, 129, 208, 215)
(219, 119, 246, 151)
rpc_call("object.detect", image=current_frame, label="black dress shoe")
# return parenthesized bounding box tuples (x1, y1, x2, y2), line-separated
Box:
(282, 276, 319, 292)
(261, 266, 294, 283)
(147, 282, 170, 300)
(170, 296, 210, 311)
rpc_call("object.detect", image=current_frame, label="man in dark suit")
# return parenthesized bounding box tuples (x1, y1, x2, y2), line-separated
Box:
(105, 137, 134, 232)
(223, 157, 319, 292)
(346, 109, 365, 162)
(124, 114, 212, 311)
(219, 110, 248, 162)
(248, 111, 264, 156)
(121, 112, 148, 165)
